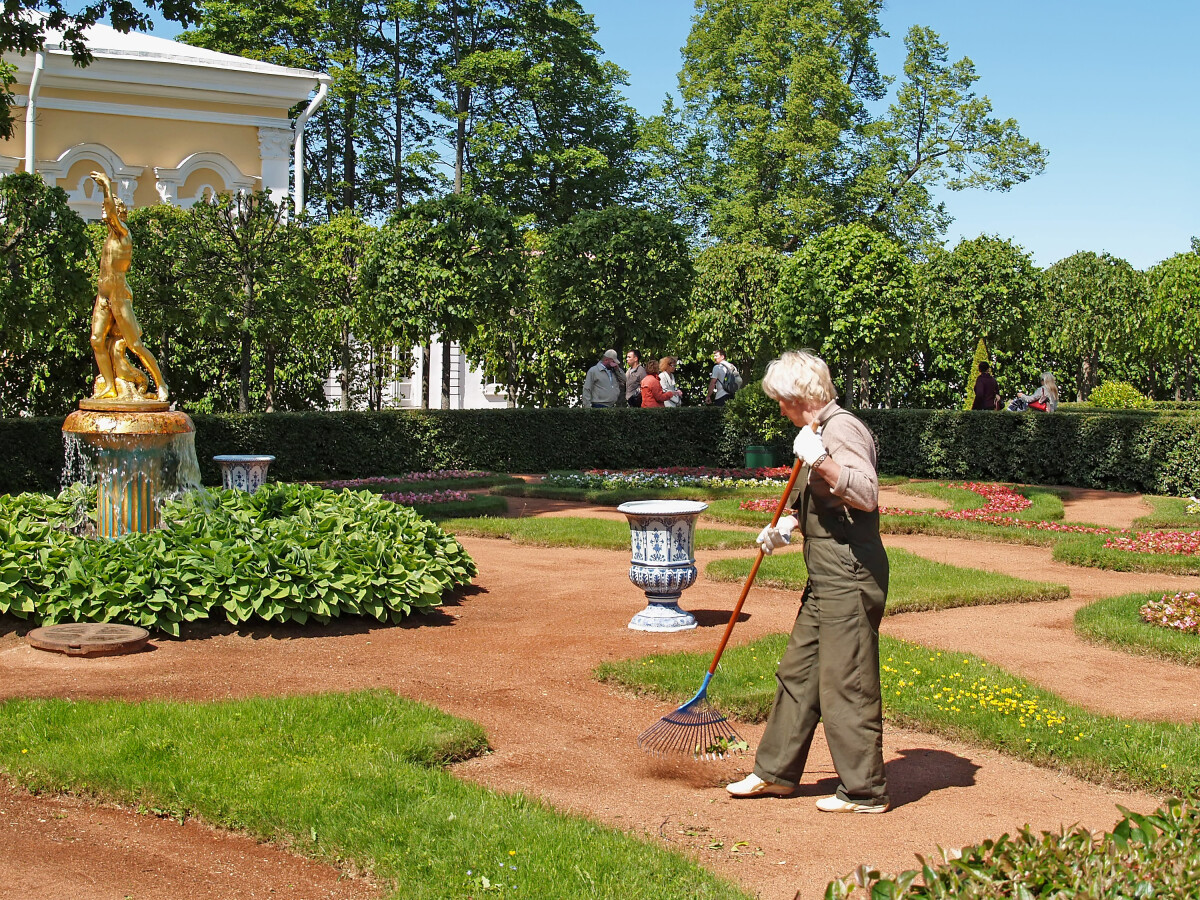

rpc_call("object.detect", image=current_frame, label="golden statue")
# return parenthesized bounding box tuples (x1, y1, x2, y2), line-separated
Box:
(89, 170, 168, 403)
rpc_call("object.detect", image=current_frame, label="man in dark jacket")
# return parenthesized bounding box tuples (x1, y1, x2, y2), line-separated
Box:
(971, 361, 1000, 411)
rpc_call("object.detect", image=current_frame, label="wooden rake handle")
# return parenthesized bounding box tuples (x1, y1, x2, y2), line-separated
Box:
(706, 457, 804, 676)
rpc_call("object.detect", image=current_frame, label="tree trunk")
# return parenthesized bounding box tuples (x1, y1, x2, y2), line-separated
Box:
(843, 359, 855, 408)
(264, 343, 276, 413)
(238, 327, 251, 413)
(419, 342, 430, 409)
(857, 360, 870, 408)
(441, 340, 451, 409)
(340, 321, 352, 410)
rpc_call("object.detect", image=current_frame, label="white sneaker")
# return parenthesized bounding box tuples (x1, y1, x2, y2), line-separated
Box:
(815, 795, 889, 813)
(726, 773, 794, 797)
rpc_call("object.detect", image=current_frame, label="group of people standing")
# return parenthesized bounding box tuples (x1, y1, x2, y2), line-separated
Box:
(972, 362, 1060, 413)
(581, 349, 741, 409)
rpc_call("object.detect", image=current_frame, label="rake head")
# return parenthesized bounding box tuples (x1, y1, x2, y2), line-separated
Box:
(637, 695, 747, 760)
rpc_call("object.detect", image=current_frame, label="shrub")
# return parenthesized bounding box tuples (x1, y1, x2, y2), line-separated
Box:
(826, 798, 1200, 899)
(0, 483, 475, 634)
(1088, 381, 1154, 409)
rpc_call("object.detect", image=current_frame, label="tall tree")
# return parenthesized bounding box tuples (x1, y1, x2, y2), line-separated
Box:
(775, 223, 915, 406)
(863, 26, 1047, 245)
(0, 173, 92, 414)
(910, 235, 1041, 408)
(538, 205, 693, 399)
(182, 191, 318, 412)
(1146, 248, 1200, 401)
(360, 194, 525, 408)
(1040, 251, 1145, 402)
(675, 0, 886, 248)
(182, 0, 439, 218)
(676, 242, 786, 377)
(465, 0, 640, 226)
(658, 2, 1045, 248)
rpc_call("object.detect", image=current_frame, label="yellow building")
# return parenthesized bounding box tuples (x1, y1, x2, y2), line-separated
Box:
(2, 22, 329, 217)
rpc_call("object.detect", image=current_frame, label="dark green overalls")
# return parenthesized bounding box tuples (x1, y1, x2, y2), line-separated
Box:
(752, 413, 890, 807)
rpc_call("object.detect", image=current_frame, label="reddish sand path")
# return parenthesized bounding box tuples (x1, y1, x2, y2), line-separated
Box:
(1, 485, 1197, 899)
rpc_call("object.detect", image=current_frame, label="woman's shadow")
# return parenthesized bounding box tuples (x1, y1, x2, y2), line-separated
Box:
(793, 746, 980, 810)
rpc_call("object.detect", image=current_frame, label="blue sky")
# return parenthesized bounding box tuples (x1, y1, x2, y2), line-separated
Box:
(584, 0, 1200, 270)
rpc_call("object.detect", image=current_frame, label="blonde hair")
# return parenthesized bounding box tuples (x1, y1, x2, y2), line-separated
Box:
(761, 350, 837, 405)
(659, 356, 675, 372)
(1041, 372, 1059, 403)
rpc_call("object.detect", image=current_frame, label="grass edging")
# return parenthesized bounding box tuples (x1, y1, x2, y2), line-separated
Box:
(1076, 592, 1200, 665)
(598, 635, 1200, 797)
(440, 515, 754, 551)
(0, 691, 750, 900)
(705, 549, 1069, 614)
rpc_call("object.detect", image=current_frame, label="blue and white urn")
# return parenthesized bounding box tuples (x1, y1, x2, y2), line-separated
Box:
(617, 500, 708, 633)
(213, 455, 276, 494)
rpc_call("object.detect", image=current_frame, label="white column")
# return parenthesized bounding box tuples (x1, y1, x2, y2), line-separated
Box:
(258, 127, 293, 205)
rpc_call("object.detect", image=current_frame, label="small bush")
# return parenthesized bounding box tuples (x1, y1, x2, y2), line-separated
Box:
(825, 798, 1200, 899)
(1088, 381, 1154, 409)
(0, 483, 476, 634)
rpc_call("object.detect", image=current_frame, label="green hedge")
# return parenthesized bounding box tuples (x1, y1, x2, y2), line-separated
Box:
(855, 409, 1200, 495)
(4, 406, 1199, 496)
(2, 407, 727, 493)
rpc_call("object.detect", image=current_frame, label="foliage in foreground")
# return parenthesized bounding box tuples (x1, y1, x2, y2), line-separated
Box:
(0, 691, 748, 900)
(0, 484, 475, 634)
(826, 798, 1200, 899)
(599, 634, 1200, 797)
(705, 548, 1068, 614)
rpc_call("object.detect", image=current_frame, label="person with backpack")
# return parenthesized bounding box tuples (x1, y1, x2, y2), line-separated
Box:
(706, 349, 742, 406)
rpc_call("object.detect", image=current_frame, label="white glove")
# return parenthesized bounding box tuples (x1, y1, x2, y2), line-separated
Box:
(756, 515, 798, 555)
(792, 426, 826, 466)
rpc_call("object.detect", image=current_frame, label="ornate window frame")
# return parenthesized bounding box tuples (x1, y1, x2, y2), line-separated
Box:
(36, 143, 143, 219)
(155, 151, 257, 208)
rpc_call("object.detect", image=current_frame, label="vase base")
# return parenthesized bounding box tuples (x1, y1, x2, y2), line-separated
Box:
(629, 601, 697, 633)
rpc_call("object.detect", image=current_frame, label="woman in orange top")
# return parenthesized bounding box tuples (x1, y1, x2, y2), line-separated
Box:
(641, 358, 681, 407)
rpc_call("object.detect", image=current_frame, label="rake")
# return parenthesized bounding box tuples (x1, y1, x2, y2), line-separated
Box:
(637, 457, 805, 760)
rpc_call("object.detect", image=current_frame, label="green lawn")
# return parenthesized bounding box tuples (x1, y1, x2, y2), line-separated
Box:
(1053, 534, 1200, 575)
(412, 494, 509, 519)
(1076, 592, 1200, 665)
(440, 515, 754, 551)
(1133, 495, 1200, 529)
(0, 691, 749, 900)
(598, 635, 1200, 797)
(706, 547, 1068, 613)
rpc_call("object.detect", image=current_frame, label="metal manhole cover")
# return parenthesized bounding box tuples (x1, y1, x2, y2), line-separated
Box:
(26, 623, 151, 657)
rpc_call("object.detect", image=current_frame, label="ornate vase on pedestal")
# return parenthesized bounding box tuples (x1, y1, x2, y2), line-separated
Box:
(213, 455, 276, 493)
(617, 500, 708, 632)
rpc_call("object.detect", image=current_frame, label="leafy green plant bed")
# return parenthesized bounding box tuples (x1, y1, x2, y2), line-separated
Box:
(441, 515, 752, 551)
(1076, 592, 1200, 665)
(599, 636, 1200, 797)
(1133, 495, 1200, 529)
(0, 691, 748, 900)
(827, 798, 1200, 899)
(0, 484, 475, 634)
(706, 549, 1068, 613)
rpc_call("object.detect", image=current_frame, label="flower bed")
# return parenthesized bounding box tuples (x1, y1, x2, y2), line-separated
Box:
(1140, 591, 1200, 633)
(325, 470, 492, 490)
(381, 490, 472, 505)
(547, 465, 789, 491)
(740, 481, 1200, 555)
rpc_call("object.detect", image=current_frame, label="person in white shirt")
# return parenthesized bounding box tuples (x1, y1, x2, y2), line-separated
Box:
(658, 356, 682, 407)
